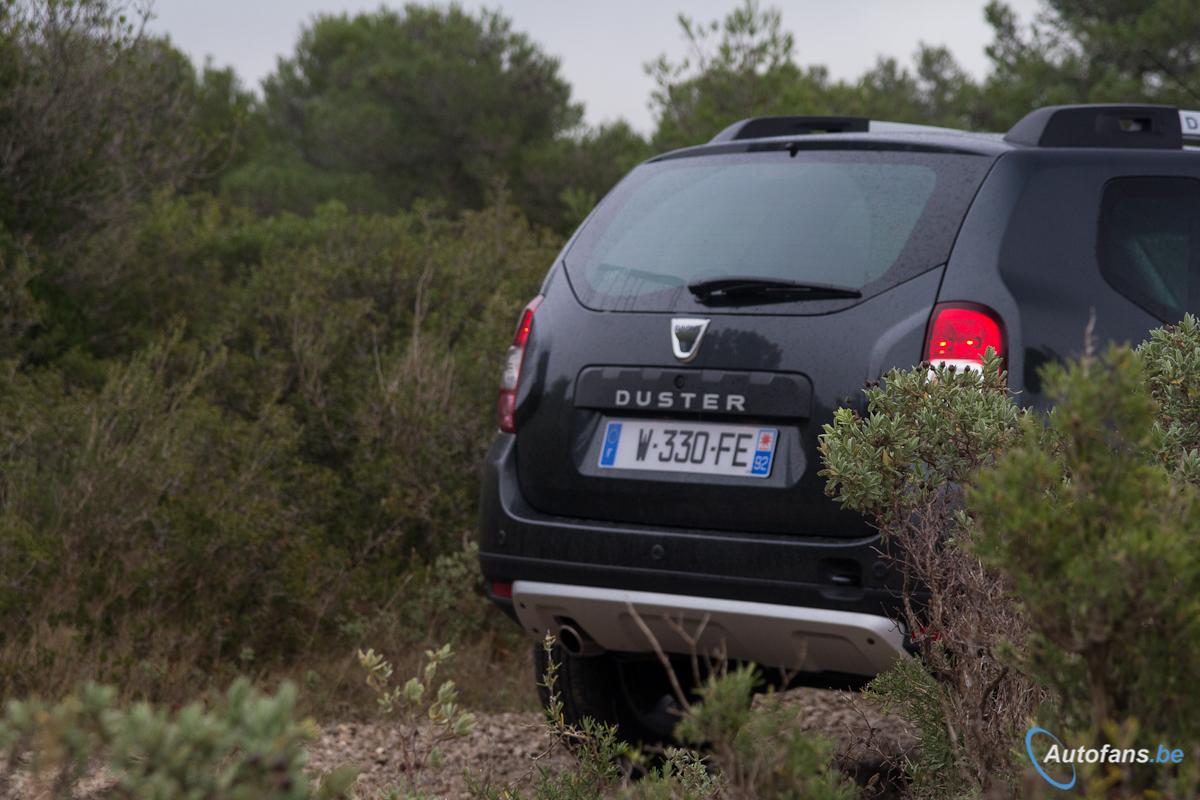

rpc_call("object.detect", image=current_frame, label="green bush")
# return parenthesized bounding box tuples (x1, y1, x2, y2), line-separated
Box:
(819, 355, 1042, 796)
(862, 658, 964, 799)
(471, 638, 857, 800)
(971, 342, 1200, 744)
(822, 320, 1200, 798)
(0, 679, 356, 799)
(0, 333, 329, 694)
(0, 192, 556, 701)
(359, 643, 475, 794)
(0, 1, 201, 246)
(1137, 314, 1200, 483)
(669, 666, 857, 800)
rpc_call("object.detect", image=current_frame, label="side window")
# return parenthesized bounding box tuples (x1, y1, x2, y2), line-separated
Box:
(1098, 176, 1200, 321)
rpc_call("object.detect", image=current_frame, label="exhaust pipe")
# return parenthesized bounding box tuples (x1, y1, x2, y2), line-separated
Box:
(557, 622, 603, 657)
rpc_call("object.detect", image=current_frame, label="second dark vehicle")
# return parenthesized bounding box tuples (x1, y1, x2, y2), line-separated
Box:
(480, 104, 1200, 741)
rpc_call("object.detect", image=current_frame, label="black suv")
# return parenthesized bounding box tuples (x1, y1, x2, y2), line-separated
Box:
(479, 104, 1200, 740)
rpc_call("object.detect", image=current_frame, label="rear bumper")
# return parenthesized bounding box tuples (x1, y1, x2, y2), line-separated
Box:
(513, 581, 906, 676)
(479, 433, 909, 676)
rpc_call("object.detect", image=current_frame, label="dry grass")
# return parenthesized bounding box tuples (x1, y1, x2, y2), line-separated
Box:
(281, 628, 538, 722)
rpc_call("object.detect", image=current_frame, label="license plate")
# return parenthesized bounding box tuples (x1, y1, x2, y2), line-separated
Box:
(597, 419, 778, 478)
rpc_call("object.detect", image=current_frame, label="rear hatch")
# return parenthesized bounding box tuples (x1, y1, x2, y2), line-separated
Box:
(514, 143, 995, 537)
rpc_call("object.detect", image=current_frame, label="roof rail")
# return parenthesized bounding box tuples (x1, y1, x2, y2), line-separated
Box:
(710, 116, 868, 142)
(1004, 104, 1182, 149)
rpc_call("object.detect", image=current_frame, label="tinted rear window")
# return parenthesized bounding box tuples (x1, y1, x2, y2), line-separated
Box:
(564, 149, 992, 313)
(1098, 176, 1200, 321)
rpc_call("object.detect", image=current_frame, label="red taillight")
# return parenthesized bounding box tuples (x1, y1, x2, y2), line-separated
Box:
(497, 296, 543, 433)
(491, 580, 513, 599)
(925, 303, 1005, 370)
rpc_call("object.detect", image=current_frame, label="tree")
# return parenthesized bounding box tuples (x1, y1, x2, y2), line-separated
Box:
(647, 0, 1200, 151)
(0, 0, 232, 249)
(978, 0, 1200, 129)
(645, 0, 981, 151)
(645, 1, 817, 151)
(224, 5, 594, 228)
(518, 120, 650, 231)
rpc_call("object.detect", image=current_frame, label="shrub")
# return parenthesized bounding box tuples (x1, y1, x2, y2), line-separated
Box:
(861, 658, 962, 799)
(471, 637, 856, 800)
(0, 1, 240, 250)
(1137, 314, 1200, 483)
(517, 635, 632, 800)
(0, 190, 555, 702)
(971, 343, 1200, 743)
(669, 665, 858, 800)
(0, 332, 333, 697)
(0, 247, 40, 358)
(818, 354, 1043, 796)
(0, 679, 356, 799)
(217, 199, 556, 565)
(822, 322, 1200, 798)
(358, 643, 476, 794)
(0, 0, 564, 709)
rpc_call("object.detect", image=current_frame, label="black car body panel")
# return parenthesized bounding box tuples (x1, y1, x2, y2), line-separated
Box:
(941, 148, 1200, 398)
(479, 105, 1200, 678)
(480, 433, 904, 620)
(513, 268, 948, 536)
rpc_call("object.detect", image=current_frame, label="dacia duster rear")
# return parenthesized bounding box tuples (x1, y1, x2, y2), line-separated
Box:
(479, 104, 1200, 741)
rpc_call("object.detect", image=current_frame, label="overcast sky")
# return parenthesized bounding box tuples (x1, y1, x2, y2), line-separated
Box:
(149, 0, 1044, 134)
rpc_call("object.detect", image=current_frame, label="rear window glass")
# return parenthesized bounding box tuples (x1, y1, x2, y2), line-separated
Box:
(564, 149, 992, 313)
(1098, 176, 1200, 321)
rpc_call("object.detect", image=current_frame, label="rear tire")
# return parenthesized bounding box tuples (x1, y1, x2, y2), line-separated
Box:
(533, 641, 693, 747)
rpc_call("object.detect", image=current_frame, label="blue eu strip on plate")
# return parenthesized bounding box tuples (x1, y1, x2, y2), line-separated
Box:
(599, 421, 623, 466)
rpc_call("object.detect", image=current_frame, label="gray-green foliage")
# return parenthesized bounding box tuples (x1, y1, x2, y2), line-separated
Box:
(821, 320, 1200, 799)
(473, 640, 856, 800)
(863, 658, 963, 800)
(359, 644, 475, 792)
(820, 352, 1022, 527)
(528, 635, 632, 800)
(978, 0, 1200, 131)
(1137, 314, 1200, 483)
(670, 666, 857, 800)
(0, 247, 39, 358)
(646, 0, 1200, 151)
(0, 332, 321, 692)
(467, 638, 631, 800)
(971, 343, 1200, 743)
(0, 0, 247, 246)
(0, 0, 561, 706)
(226, 4, 647, 232)
(645, 1, 979, 151)
(0, 679, 356, 799)
(819, 354, 1041, 796)
(626, 748, 723, 800)
(0, 194, 555, 700)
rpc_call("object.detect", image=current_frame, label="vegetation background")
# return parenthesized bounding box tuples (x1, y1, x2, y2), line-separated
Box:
(2, 0, 1199, 727)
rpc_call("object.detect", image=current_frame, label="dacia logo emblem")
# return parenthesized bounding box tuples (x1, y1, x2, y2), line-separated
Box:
(670, 318, 710, 363)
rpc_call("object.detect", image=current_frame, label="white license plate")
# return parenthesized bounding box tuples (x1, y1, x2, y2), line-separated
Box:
(597, 419, 778, 478)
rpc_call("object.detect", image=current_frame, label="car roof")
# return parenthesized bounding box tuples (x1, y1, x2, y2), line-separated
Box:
(651, 129, 1011, 162)
(650, 105, 1200, 163)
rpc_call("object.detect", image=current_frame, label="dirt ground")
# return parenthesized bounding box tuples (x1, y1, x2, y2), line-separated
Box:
(307, 711, 574, 798)
(305, 687, 916, 799)
(6, 687, 913, 799)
